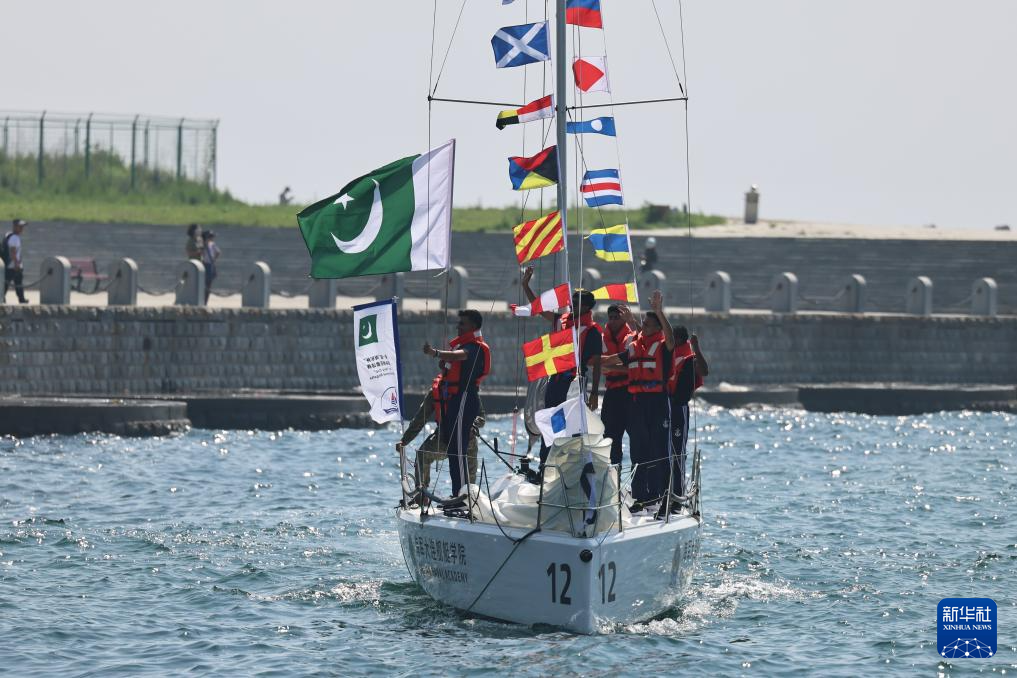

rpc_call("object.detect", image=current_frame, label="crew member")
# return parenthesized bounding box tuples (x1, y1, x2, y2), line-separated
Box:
(422, 309, 491, 497)
(600, 304, 634, 467)
(396, 389, 486, 503)
(520, 267, 603, 464)
(602, 291, 675, 508)
(663, 327, 709, 514)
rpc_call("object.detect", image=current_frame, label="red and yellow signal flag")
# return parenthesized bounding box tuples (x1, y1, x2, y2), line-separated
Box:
(513, 211, 564, 264)
(522, 329, 577, 381)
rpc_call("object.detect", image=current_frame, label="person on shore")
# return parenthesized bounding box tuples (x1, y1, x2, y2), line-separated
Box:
(396, 389, 486, 503)
(602, 291, 675, 510)
(2, 219, 29, 304)
(202, 230, 221, 303)
(422, 309, 491, 498)
(600, 304, 635, 468)
(279, 186, 293, 205)
(640, 237, 659, 273)
(185, 224, 204, 261)
(520, 266, 603, 465)
(663, 327, 709, 515)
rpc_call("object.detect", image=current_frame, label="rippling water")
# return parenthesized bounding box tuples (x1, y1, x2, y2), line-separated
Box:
(1, 406, 1015, 676)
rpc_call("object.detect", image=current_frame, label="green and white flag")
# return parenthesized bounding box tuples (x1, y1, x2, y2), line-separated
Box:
(298, 139, 455, 278)
(353, 299, 403, 423)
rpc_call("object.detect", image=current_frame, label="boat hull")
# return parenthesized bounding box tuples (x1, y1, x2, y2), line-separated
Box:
(396, 509, 701, 634)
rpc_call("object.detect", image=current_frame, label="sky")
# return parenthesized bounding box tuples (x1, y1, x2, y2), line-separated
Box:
(3, 0, 1015, 230)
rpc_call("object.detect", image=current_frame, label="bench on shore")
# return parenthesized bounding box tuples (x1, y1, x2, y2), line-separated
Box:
(67, 258, 109, 293)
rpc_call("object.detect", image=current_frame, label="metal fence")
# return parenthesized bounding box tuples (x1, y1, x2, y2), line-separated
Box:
(0, 110, 218, 191)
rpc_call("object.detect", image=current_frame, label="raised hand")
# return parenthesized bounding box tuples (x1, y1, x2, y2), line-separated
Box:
(650, 289, 663, 312)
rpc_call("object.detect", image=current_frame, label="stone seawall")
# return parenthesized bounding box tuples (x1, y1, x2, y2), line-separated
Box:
(2, 306, 1015, 395)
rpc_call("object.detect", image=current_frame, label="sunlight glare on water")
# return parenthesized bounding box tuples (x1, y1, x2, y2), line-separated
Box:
(0, 406, 1014, 675)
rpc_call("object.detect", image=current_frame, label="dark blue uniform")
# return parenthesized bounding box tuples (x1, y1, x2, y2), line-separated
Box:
(440, 343, 485, 495)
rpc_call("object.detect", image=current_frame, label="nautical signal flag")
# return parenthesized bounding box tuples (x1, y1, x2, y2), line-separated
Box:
(566, 116, 616, 137)
(496, 95, 554, 130)
(573, 56, 610, 93)
(587, 225, 632, 262)
(513, 211, 564, 264)
(592, 282, 638, 303)
(581, 169, 623, 207)
(508, 145, 558, 191)
(566, 0, 603, 29)
(511, 284, 571, 317)
(492, 21, 550, 69)
(523, 329, 577, 381)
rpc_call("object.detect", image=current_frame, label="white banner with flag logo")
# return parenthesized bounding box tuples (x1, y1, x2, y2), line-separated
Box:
(353, 299, 403, 423)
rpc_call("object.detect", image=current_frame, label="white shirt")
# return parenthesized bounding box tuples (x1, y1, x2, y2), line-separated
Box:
(6, 233, 22, 269)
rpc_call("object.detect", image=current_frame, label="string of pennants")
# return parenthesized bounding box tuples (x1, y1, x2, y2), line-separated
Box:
(492, 0, 637, 380)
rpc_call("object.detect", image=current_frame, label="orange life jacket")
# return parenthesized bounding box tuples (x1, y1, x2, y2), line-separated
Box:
(558, 311, 603, 378)
(602, 322, 634, 390)
(667, 340, 704, 394)
(431, 330, 492, 422)
(626, 330, 668, 394)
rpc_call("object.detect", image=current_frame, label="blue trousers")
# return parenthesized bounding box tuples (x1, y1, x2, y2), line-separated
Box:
(440, 389, 479, 496)
(626, 392, 670, 503)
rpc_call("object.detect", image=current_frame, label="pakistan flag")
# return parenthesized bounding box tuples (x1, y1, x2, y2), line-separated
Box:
(298, 139, 455, 278)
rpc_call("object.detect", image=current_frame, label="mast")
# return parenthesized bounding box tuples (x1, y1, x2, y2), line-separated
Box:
(554, 0, 587, 432)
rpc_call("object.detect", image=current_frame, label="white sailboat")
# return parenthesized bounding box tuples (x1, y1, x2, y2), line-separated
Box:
(394, 0, 703, 634)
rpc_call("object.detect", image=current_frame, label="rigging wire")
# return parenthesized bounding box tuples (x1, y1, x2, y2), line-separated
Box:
(677, 0, 699, 503)
(597, 1, 642, 301)
(651, 0, 686, 96)
(430, 0, 470, 97)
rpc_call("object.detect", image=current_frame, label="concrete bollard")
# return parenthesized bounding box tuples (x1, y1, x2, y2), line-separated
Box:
(744, 185, 760, 224)
(107, 258, 138, 306)
(842, 274, 866, 313)
(309, 279, 337, 309)
(905, 276, 933, 316)
(581, 268, 602, 292)
(39, 256, 71, 305)
(445, 265, 469, 310)
(637, 270, 665, 309)
(971, 277, 998, 317)
(378, 272, 405, 312)
(175, 260, 206, 306)
(770, 272, 798, 313)
(242, 261, 271, 308)
(704, 271, 731, 313)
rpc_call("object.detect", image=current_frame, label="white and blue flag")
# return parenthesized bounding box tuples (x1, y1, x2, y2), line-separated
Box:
(491, 21, 550, 69)
(565, 116, 616, 137)
(534, 395, 603, 446)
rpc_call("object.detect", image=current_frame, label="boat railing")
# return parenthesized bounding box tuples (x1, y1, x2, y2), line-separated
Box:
(398, 431, 702, 538)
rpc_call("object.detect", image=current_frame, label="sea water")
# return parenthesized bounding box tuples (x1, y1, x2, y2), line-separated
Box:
(1, 406, 1014, 676)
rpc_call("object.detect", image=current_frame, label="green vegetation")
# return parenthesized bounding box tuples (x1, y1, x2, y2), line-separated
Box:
(1, 151, 726, 231)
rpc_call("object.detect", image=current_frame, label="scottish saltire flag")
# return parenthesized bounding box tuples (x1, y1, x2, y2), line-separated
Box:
(587, 225, 632, 262)
(492, 21, 550, 68)
(573, 56, 610, 92)
(566, 0, 603, 28)
(566, 117, 616, 137)
(581, 169, 623, 207)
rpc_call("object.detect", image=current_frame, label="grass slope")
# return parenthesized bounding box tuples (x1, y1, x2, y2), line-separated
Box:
(1, 151, 725, 231)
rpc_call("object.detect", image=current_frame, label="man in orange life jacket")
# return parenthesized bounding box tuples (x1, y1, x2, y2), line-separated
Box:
(422, 309, 491, 497)
(599, 304, 635, 467)
(520, 267, 603, 465)
(663, 327, 709, 514)
(602, 290, 675, 507)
